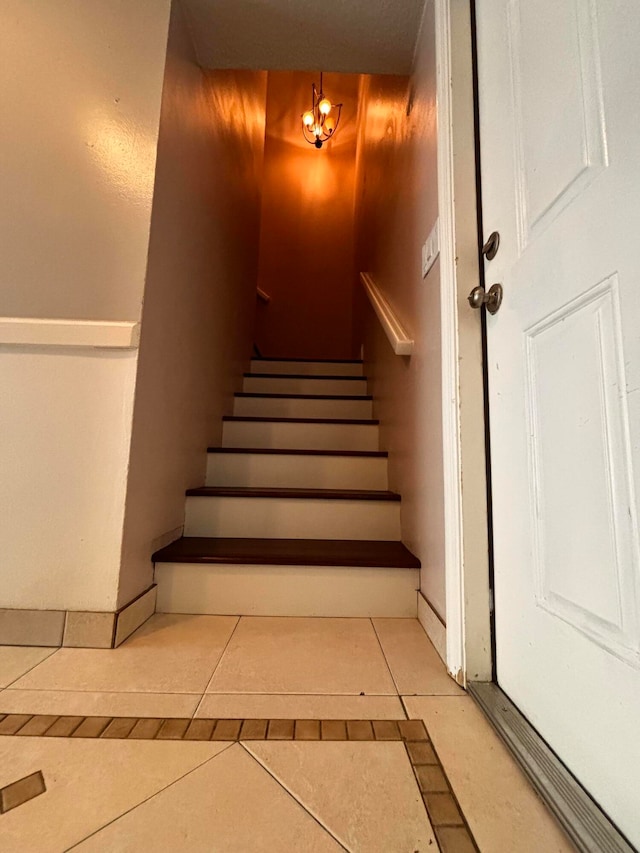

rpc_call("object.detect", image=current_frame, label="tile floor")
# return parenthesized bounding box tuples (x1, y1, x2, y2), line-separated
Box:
(0, 615, 575, 852)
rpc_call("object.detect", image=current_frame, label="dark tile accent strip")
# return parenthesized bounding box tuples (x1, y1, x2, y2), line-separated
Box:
(0, 771, 46, 814)
(295, 719, 320, 740)
(239, 719, 268, 740)
(0, 712, 481, 847)
(156, 719, 190, 740)
(0, 715, 33, 735)
(15, 715, 59, 737)
(44, 716, 85, 737)
(0, 714, 430, 745)
(402, 720, 480, 851)
(267, 719, 295, 740)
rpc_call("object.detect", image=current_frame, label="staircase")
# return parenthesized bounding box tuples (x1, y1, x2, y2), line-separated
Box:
(153, 358, 420, 617)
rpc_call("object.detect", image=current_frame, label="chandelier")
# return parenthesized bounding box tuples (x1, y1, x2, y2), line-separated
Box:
(301, 73, 342, 149)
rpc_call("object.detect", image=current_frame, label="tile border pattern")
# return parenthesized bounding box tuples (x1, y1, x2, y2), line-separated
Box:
(0, 586, 156, 649)
(0, 770, 46, 814)
(0, 713, 479, 848)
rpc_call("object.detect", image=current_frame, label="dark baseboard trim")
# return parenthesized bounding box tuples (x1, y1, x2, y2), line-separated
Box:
(467, 682, 635, 853)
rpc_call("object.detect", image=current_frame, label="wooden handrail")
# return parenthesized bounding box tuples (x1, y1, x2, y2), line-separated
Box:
(256, 287, 271, 304)
(360, 272, 414, 356)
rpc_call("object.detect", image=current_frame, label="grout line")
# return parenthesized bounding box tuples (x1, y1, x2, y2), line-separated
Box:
(3, 648, 60, 690)
(193, 616, 242, 717)
(399, 696, 411, 720)
(63, 742, 236, 851)
(240, 742, 350, 852)
(369, 618, 403, 699)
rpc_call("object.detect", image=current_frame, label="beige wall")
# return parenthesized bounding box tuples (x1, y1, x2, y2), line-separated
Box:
(117, 3, 268, 607)
(0, 0, 171, 611)
(355, 2, 447, 618)
(0, 0, 171, 321)
(255, 72, 360, 360)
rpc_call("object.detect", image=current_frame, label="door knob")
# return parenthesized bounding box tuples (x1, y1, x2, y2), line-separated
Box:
(468, 283, 503, 315)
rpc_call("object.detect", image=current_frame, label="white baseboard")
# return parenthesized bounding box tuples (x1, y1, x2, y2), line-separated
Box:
(417, 591, 446, 663)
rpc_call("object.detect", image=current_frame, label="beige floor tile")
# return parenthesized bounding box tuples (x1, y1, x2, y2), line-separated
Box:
(0, 647, 56, 688)
(0, 736, 230, 852)
(11, 614, 238, 694)
(207, 617, 396, 695)
(404, 696, 575, 852)
(74, 743, 341, 852)
(373, 618, 463, 695)
(195, 692, 405, 719)
(246, 740, 436, 852)
(0, 689, 200, 718)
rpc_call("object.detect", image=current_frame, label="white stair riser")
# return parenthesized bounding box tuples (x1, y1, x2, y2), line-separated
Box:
(243, 376, 368, 396)
(184, 496, 401, 539)
(206, 453, 389, 490)
(233, 396, 373, 419)
(250, 360, 363, 377)
(156, 563, 419, 617)
(222, 421, 379, 451)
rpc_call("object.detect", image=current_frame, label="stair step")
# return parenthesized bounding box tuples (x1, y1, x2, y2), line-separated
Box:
(206, 448, 388, 489)
(221, 416, 379, 451)
(153, 537, 420, 567)
(250, 359, 363, 376)
(186, 487, 400, 501)
(154, 538, 420, 617)
(233, 393, 373, 419)
(184, 488, 401, 539)
(243, 374, 368, 396)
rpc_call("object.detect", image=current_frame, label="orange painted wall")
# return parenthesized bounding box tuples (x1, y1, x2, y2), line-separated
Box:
(255, 71, 360, 360)
(354, 2, 447, 618)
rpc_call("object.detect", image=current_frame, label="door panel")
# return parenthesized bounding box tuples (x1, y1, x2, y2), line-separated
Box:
(477, 0, 640, 844)
(508, 0, 607, 244)
(525, 275, 638, 660)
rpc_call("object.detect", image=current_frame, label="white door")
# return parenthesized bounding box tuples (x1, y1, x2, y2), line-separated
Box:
(476, 1, 640, 844)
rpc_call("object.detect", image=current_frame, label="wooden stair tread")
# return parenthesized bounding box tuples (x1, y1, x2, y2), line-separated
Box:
(153, 537, 420, 568)
(252, 358, 363, 364)
(207, 447, 388, 457)
(235, 392, 373, 400)
(223, 416, 378, 425)
(245, 373, 367, 380)
(186, 487, 401, 501)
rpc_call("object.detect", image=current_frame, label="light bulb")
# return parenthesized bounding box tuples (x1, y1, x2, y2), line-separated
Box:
(318, 98, 332, 115)
(324, 116, 335, 134)
(303, 111, 314, 127)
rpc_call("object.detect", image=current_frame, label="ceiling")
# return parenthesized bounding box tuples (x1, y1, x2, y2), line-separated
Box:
(180, 0, 427, 75)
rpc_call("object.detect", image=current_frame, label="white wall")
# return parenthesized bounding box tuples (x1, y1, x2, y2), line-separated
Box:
(355, 2, 446, 619)
(0, 0, 172, 611)
(117, 2, 268, 607)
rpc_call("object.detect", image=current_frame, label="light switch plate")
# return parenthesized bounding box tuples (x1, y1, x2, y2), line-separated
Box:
(421, 218, 440, 278)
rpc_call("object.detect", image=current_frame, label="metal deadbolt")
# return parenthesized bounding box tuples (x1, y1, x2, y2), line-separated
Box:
(482, 231, 500, 260)
(468, 283, 503, 315)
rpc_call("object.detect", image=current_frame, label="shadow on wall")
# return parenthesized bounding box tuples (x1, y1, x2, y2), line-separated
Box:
(255, 71, 361, 360)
